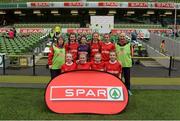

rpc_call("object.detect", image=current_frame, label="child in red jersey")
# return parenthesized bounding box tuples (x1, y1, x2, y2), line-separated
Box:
(91, 53, 105, 71)
(61, 53, 77, 73)
(77, 53, 91, 70)
(101, 33, 115, 62)
(89, 32, 102, 61)
(65, 33, 78, 61)
(105, 51, 122, 79)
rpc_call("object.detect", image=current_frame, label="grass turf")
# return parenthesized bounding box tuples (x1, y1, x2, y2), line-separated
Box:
(0, 88, 180, 120)
(0, 75, 180, 85)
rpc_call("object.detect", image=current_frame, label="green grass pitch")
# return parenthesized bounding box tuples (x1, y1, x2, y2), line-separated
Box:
(0, 88, 180, 120)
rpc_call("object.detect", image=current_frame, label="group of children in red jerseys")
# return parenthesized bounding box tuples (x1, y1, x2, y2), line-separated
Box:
(48, 32, 122, 79)
(61, 52, 122, 78)
(62, 32, 122, 78)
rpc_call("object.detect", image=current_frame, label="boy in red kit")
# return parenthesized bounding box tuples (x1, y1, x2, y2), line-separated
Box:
(91, 53, 105, 71)
(77, 54, 91, 70)
(65, 33, 78, 61)
(105, 51, 122, 79)
(101, 33, 115, 62)
(61, 53, 77, 73)
(89, 32, 102, 61)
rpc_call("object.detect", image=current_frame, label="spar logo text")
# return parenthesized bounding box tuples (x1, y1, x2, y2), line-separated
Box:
(50, 86, 124, 101)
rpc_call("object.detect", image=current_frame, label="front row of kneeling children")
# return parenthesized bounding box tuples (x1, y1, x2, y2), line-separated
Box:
(61, 51, 122, 79)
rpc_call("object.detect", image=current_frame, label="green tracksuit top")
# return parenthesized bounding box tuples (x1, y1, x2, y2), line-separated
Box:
(115, 43, 132, 67)
(49, 32, 54, 38)
(52, 45, 65, 69)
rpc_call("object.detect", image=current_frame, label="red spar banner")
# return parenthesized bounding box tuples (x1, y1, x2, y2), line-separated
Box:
(0, 28, 10, 33)
(128, 2, 148, 8)
(64, 2, 83, 6)
(98, 2, 119, 7)
(30, 2, 49, 7)
(111, 29, 135, 34)
(19, 28, 44, 33)
(148, 29, 172, 33)
(45, 71, 129, 114)
(154, 2, 175, 9)
(67, 28, 92, 34)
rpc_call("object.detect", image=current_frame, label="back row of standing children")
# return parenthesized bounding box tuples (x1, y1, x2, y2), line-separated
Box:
(48, 32, 116, 77)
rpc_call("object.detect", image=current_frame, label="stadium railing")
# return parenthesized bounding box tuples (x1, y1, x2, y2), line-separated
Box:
(114, 24, 164, 29)
(14, 23, 80, 28)
(0, 54, 177, 77)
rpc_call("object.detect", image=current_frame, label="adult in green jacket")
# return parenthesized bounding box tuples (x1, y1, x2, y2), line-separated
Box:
(48, 36, 65, 80)
(115, 33, 133, 95)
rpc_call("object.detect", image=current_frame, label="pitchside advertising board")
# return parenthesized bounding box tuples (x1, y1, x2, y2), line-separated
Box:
(45, 71, 129, 114)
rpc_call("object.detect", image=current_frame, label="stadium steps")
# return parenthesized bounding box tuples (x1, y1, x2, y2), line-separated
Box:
(140, 59, 163, 67)
(36, 57, 48, 66)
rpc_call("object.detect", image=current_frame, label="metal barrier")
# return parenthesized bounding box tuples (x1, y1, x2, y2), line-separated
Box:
(0, 54, 179, 77)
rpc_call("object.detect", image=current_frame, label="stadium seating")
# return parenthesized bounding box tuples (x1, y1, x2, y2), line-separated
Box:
(0, 33, 46, 54)
(14, 23, 80, 28)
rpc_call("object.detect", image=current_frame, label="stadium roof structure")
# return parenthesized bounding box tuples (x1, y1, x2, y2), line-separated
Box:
(0, 1, 179, 9)
(0, 0, 180, 3)
(0, 1, 179, 26)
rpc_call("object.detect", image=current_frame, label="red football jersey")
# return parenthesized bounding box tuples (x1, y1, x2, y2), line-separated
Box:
(90, 41, 102, 61)
(61, 62, 77, 72)
(90, 61, 105, 71)
(101, 42, 115, 62)
(65, 43, 78, 61)
(77, 62, 91, 70)
(105, 60, 122, 77)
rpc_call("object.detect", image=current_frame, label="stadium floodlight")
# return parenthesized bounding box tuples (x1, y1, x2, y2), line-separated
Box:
(53, 13, 61, 16)
(89, 10, 96, 15)
(37, 13, 44, 16)
(124, 14, 131, 16)
(147, 11, 154, 14)
(164, 11, 172, 15)
(14, 11, 21, 14)
(109, 10, 116, 14)
(127, 11, 134, 14)
(51, 10, 58, 14)
(19, 14, 26, 16)
(71, 10, 78, 14)
(143, 14, 150, 16)
(160, 14, 166, 17)
(71, 10, 78, 15)
(0, 11, 6, 14)
(33, 10, 41, 14)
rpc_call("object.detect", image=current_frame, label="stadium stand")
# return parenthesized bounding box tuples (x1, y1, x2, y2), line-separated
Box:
(0, 33, 46, 54)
